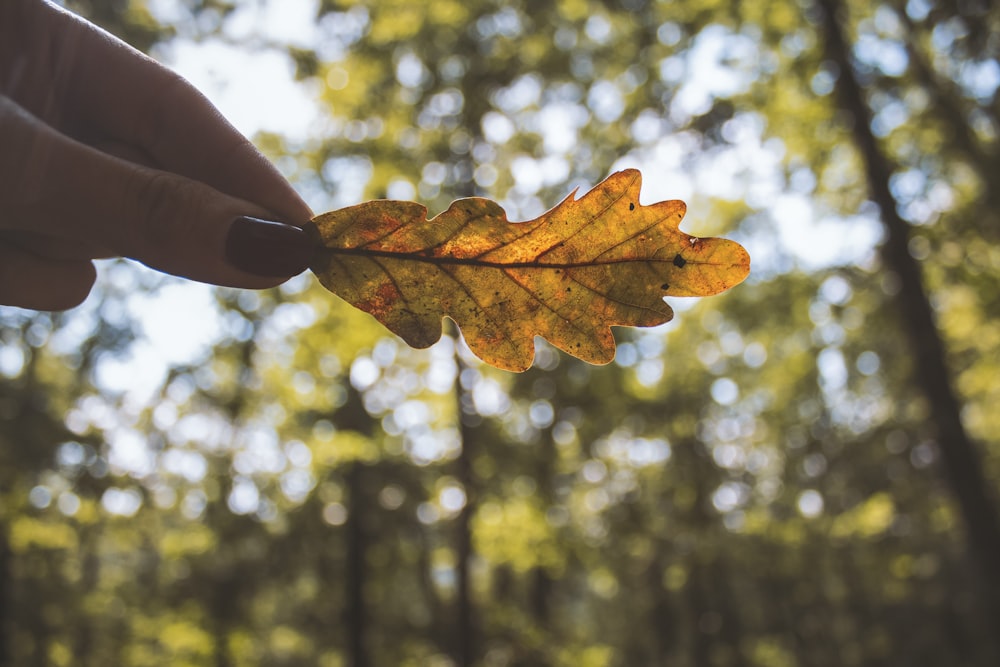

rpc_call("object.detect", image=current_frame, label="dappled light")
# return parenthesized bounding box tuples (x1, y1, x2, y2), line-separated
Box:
(2, 0, 1000, 665)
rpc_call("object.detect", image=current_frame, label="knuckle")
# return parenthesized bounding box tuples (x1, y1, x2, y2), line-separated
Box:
(0, 97, 46, 219)
(123, 168, 219, 278)
(125, 169, 189, 255)
(130, 171, 173, 245)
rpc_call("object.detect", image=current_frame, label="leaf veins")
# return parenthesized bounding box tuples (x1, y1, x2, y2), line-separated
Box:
(308, 169, 750, 371)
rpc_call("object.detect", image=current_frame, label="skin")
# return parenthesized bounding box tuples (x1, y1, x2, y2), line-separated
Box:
(0, 0, 315, 310)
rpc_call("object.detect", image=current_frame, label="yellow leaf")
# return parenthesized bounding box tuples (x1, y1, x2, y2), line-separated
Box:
(309, 169, 750, 371)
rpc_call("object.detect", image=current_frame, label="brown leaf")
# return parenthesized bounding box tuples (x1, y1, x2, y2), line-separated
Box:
(308, 169, 750, 371)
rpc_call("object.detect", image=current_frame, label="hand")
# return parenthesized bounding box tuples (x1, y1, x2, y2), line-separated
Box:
(0, 0, 316, 311)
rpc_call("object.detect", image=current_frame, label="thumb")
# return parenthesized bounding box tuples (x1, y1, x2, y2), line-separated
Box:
(4, 100, 315, 289)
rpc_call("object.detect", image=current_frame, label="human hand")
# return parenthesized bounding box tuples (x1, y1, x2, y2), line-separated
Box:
(0, 0, 316, 310)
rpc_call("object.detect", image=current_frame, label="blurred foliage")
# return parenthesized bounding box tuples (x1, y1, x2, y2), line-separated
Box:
(2, 0, 1000, 665)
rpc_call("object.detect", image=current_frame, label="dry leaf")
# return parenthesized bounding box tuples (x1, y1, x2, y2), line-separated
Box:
(308, 169, 749, 371)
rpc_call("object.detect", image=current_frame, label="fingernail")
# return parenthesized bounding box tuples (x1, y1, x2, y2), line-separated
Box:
(225, 216, 315, 277)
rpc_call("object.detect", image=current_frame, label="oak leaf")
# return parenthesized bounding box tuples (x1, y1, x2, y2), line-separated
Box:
(308, 169, 749, 372)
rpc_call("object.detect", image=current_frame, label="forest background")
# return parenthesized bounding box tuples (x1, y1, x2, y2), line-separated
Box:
(2, 0, 999, 665)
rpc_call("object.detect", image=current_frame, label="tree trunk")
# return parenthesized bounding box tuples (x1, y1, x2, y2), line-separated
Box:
(530, 432, 556, 629)
(647, 551, 674, 665)
(74, 529, 99, 667)
(0, 526, 9, 667)
(816, 0, 1000, 640)
(345, 461, 370, 667)
(443, 315, 486, 666)
(453, 348, 478, 667)
(209, 572, 236, 667)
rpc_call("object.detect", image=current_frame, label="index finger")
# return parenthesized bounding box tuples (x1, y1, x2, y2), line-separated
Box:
(44, 2, 313, 224)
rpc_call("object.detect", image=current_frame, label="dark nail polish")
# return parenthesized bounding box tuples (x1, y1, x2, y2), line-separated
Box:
(225, 216, 315, 277)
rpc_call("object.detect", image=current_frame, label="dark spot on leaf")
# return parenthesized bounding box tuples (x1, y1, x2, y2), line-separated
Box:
(673, 254, 687, 268)
(661, 283, 670, 290)
(566, 287, 572, 292)
(629, 202, 635, 211)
